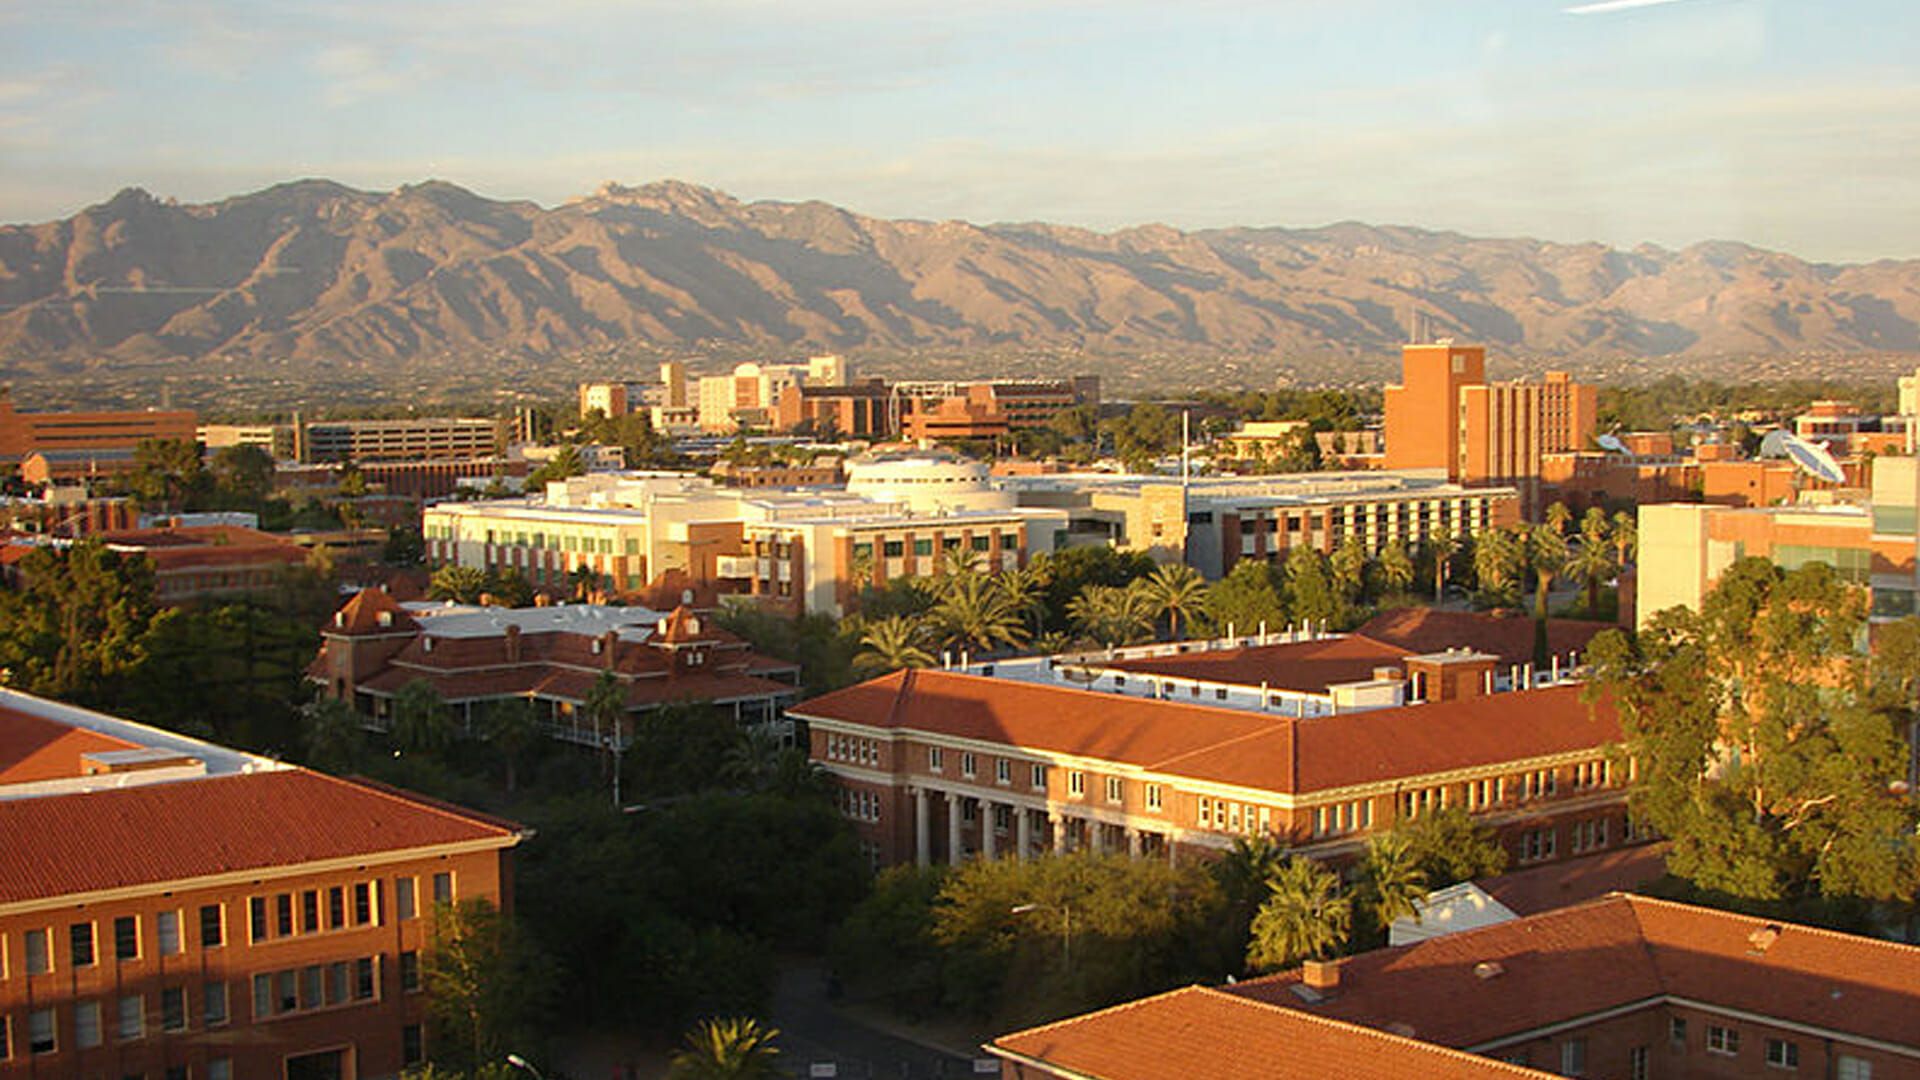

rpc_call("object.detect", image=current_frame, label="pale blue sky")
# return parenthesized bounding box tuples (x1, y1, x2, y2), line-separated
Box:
(2, 0, 1915, 261)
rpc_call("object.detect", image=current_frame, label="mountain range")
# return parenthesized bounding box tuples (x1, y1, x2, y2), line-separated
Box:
(3, 179, 1918, 390)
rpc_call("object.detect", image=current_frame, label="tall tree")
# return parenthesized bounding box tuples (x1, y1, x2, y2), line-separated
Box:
(1588, 560, 1920, 901)
(1391, 805, 1509, 889)
(1354, 833, 1428, 942)
(1375, 541, 1416, 598)
(1566, 529, 1617, 617)
(852, 615, 936, 676)
(0, 540, 157, 707)
(1066, 583, 1156, 648)
(1284, 546, 1341, 629)
(300, 693, 364, 773)
(483, 696, 540, 794)
(1528, 521, 1568, 622)
(927, 572, 1027, 656)
(429, 565, 489, 604)
(1247, 857, 1350, 973)
(666, 1017, 784, 1080)
(1328, 538, 1368, 606)
(996, 562, 1053, 639)
(584, 669, 630, 806)
(1138, 562, 1210, 641)
(1202, 559, 1287, 636)
(390, 679, 454, 756)
(1611, 510, 1637, 568)
(1425, 525, 1457, 600)
(423, 899, 552, 1073)
(1472, 526, 1524, 605)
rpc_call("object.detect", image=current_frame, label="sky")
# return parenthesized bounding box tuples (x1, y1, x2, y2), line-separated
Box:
(1, 0, 1915, 262)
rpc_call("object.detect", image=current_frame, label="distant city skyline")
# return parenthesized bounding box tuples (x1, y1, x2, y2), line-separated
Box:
(2, 0, 1914, 263)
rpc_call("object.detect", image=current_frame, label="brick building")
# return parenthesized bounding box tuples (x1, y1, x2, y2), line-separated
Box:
(0, 688, 523, 1080)
(995, 894, 1920, 1080)
(0, 393, 197, 468)
(793, 618, 1628, 871)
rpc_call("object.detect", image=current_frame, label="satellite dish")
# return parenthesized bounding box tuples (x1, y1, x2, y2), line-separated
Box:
(1595, 433, 1629, 455)
(1759, 430, 1846, 485)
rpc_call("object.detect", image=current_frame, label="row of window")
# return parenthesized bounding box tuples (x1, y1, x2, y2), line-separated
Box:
(476, 528, 631, 555)
(827, 734, 880, 766)
(1197, 797, 1271, 835)
(5, 874, 453, 977)
(251, 955, 386, 1018)
(837, 788, 881, 823)
(1310, 799, 1375, 838)
(0, 1013, 233, 1080)
(4, 983, 219, 1058)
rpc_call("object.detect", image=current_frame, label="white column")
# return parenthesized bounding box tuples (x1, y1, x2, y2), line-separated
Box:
(1017, 807, 1033, 862)
(914, 788, 930, 868)
(1051, 812, 1068, 854)
(1127, 827, 1143, 858)
(947, 792, 964, 866)
(1090, 820, 1106, 854)
(982, 803, 998, 860)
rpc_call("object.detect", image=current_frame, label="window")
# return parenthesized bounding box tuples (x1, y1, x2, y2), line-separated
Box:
(1707, 1025, 1739, 1056)
(1145, 783, 1163, 811)
(117, 994, 144, 1040)
(328, 886, 346, 928)
(252, 973, 272, 1019)
(76, 1000, 103, 1048)
(161, 987, 186, 1031)
(301, 964, 323, 1008)
(354, 957, 376, 1000)
(912, 538, 933, 557)
(277, 970, 298, 1013)
(157, 911, 182, 956)
(25, 928, 50, 974)
(115, 916, 139, 960)
(205, 981, 229, 1026)
(1838, 1056, 1873, 1080)
(1068, 771, 1086, 797)
(209, 1060, 233, 1080)
(1669, 1018, 1687, 1048)
(1106, 776, 1124, 804)
(353, 882, 373, 925)
(961, 751, 977, 778)
(71, 921, 97, 967)
(995, 759, 1011, 784)
(883, 540, 904, 558)
(1630, 1046, 1648, 1080)
(929, 746, 944, 772)
(274, 894, 293, 937)
(29, 1008, 54, 1054)
(301, 890, 320, 933)
(400, 950, 421, 992)
(397, 877, 418, 920)
(432, 873, 453, 904)
(249, 897, 269, 942)
(0, 1015, 8, 1060)
(1767, 1039, 1800, 1069)
(328, 962, 349, 1006)
(1031, 764, 1048, 790)
(1560, 1038, 1587, 1077)
(403, 1023, 425, 1066)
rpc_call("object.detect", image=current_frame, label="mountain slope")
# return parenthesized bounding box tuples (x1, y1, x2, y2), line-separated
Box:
(2, 179, 1917, 372)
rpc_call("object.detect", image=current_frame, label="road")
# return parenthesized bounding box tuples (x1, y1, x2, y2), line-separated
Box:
(769, 959, 990, 1080)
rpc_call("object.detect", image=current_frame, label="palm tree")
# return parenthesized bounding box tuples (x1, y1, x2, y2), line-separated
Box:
(1247, 857, 1351, 973)
(1566, 529, 1616, 616)
(428, 565, 488, 604)
(667, 1017, 783, 1080)
(483, 696, 540, 794)
(1473, 526, 1523, 603)
(996, 562, 1052, 639)
(390, 679, 453, 756)
(853, 615, 937, 675)
(1067, 583, 1156, 648)
(1611, 509, 1637, 568)
(1214, 834, 1289, 921)
(935, 545, 986, 588)
(1375, 541, 1415, 598)
(1543, 500, 1573, 538)
(1329, 538, 1368, 604)
(584, 670, 629, 806)
(1356, 833, 1427, 938)
(723, 723, 787, 792)
(1425, 526, 1457, 600)
(300, 693, 363, 773)
(1138, 563, 1210, 640)
(927, 573, 1027, 656)
(1528, 521, 1568, 621)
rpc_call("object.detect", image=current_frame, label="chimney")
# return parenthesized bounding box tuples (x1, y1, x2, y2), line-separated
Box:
(504, 623, 522, 663)
(1300, 959, 1341, 991)
(601, 629, 618, 669)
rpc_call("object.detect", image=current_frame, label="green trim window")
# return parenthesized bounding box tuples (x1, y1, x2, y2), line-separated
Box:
(913, 538, 933, 557)
(883, 540, 904, 558)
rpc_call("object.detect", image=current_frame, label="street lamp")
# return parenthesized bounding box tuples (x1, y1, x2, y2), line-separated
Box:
(1012, 902, 1073, 971)
(505, 1053, 548, 1079)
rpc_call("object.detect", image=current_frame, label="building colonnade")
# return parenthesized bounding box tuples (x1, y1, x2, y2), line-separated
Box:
(908, 785, 1172, 867)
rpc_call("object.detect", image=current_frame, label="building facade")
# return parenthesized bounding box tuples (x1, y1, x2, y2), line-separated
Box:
(0, 394, 197, 467)
(0, 689, 523, 1080)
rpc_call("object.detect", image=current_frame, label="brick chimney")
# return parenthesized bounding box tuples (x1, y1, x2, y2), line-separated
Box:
(504, 623, 522, 663)
(1300, 958, 1341, 991)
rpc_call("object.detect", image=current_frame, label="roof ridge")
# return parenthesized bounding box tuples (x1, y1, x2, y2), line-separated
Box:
(1187, 987, 1566, 1078)
(994, 984, 1215, 1044)
(321, 769, 523, 836)
(1146, 719, 1292, 773)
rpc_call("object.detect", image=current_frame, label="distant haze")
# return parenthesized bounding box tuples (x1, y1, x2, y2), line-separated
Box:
(2, 1, 1916, 263)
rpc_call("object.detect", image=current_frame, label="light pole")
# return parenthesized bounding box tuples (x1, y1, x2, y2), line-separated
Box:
(505, 1053, 548, 1080)
(1012, 902, 1072, 971)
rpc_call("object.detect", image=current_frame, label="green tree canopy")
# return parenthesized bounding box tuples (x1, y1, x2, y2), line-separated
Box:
(423, 898, 553, 1073)
(1203, 558, 1287, 637)
(1246, 856, 1350, 973)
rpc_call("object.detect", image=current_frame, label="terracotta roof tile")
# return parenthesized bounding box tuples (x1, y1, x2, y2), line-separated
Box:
(992, 986, 1564, 1080)
(793, 671, 1617, 794)
(1355, 608, 1609, 670)
(328, 587, 420, 635)
(0, 707, 143, 784)
(0, 768, 520, 905)
(1477, 842, 1669, 916)
(1105, 635, 1412, 693)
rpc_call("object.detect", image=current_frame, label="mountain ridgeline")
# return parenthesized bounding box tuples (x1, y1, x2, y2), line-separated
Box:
(3, 179, 1918, 381)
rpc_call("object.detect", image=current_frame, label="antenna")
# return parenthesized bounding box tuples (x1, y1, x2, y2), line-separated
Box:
(1759, 430, 1846, 485)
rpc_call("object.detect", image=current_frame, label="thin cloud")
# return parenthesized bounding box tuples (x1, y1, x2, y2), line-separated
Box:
(1565, 0, 1703, 14)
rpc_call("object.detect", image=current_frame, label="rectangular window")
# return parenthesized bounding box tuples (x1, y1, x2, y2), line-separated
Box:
(1630, 1046, 1648, 1080)
(353, 882, 373, 925)
(71, 921, 97, 967)
(25, 928, 50, 974)
(300, 964, 323, 1008)
(404, 1023, 425, 1066)
(1838, 1056, 1874, 1080)
(1560, 1038, 1587, 1077)
(161, 986, 186, 1031)
(912, 538, 933, 557)
(328, 886, 346, 928)
(252, 974, 272, 1019)
(1145, 784, 1163, 811)
(274, 894, 293, 937)
(249, 897, 268, 942)
(961, 752, 977, 778)
(354, 957, 376, 1000)
(929, 745, 944, 772)
(76, 1000, 103, 1048)
(1068, 771, 1085, 797)
(117, 994, 144, 1040)
(397, 878, 418, 920)
(210, 1059, 233, 1080)
(1031, 764, 1048, 790)
(1670, 1018, 1687, 1047)
(433, 873, 453, 904)
(400, 950, 420, 992)
(328, 962, 349, 1006)
(1707, 1025, 1739, 1056)
(1106, 776, 1124, 804)
(200, 904, 224, 948)
(114, 915, 138, 961)
(157, 911, 182, 956)
(277, 970, 298, 1013)
(0, 1014, 8, 1060)
(995, 759, 1011, 784)
(29, 1008, 54, 1054)
(301, 890, 320, 933)
(1766, 1039, 1799, 1069)
(205, 981, 229, 1026)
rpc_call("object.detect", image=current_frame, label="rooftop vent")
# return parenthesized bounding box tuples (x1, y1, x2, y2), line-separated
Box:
(1748, 925, 1782, 954)
(1474, 961, 1505, 980)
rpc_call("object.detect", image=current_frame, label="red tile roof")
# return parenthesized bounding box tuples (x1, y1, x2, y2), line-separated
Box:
(327, 587, 421, 635)
(0, 706, 143, 784)
(1477, 842, 1669, 916)
(1355, 608, 1610, 670)
(793, 671, 1617, 794)
(991, 986, 1563, 1080)
(0, 768, 521, 905)
(1105, 635, 1412, 693)
(1226, 894, 1920, 1053)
